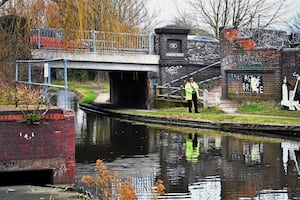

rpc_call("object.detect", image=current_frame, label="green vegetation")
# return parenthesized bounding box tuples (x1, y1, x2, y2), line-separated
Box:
(121, 105, 300, 125)
(63, 81, 299, 125)
(238, 102, 300, 118)
(52, 81, 109, 104)
(25, 113, 41, 124)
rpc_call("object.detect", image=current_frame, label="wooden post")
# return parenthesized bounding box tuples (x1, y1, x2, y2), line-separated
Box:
(155, 85, 158, 98)
(180, 85, 184, 100)
(203, 89, 208, 109)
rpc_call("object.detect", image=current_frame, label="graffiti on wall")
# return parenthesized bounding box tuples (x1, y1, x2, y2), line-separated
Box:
(19, 132, 35, 141)
(223, 28, 287, 51)
(54, 162, 69, 178)
(239, 28, 286, 49)
(293, 71, 300, 79)
(229, 73, 241, 81)
(222, 54, 263, 70)
(164, 65, 183, 75)
(242, 75, 264, 94)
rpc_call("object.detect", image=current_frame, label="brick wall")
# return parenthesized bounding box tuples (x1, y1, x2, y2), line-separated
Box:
(0, 108, 75, 184)
(220, 27, 284, 101)
(281, 49, 300, 101)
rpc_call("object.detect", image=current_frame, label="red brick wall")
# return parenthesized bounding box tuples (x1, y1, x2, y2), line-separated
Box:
(281, 49, 300, 86)
(0, 108, 75, 184)
(220, 27, 283, 101)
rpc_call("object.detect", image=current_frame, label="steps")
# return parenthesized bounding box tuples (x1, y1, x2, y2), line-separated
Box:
(207, 86, 238, 114)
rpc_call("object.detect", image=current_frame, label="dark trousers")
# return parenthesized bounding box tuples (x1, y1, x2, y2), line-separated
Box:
(188, 93, 199, 113)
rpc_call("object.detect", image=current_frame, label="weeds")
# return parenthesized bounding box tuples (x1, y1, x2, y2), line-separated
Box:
(81, 159, 137, 200)
(81, 159, 166, 200)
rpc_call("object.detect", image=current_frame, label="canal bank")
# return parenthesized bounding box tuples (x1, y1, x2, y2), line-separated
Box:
(79, 103, 300, 138)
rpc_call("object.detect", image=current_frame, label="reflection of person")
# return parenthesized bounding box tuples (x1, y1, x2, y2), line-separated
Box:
(185, 76, 200, 113)
(186, 133, 200, 163)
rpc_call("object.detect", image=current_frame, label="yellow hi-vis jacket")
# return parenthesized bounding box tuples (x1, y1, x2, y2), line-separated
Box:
(185, 81, 200, 100)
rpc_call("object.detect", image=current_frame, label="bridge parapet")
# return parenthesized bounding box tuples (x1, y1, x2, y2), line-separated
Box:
(30, 28, 155, 54)
(31, 49, 160, 72)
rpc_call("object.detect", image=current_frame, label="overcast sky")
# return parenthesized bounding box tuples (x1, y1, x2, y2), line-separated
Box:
(146, 0, 187, 26)
(147, 0, 300, 29)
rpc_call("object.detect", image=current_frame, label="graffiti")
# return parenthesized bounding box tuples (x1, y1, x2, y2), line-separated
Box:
(223, 29, 239, 44)
(164, 65, 182, 75)
(237, 54, 263, 66)
(290, 33, 300, 45)
(19, 132, 35, 141)
(223, 28, 287, 50)
(242, 75, 264, 94)
(54, 162, 68, 178)
(222, 55, 236, 69)
(229, 73, 241, 81)
(239, 28, 287, 49)
(293, 72, 300, 79)
(222, 54, 263, 70)
(236, 38, 256, 51)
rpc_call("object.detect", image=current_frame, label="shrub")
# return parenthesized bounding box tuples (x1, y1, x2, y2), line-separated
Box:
(81, 159, 137, 200)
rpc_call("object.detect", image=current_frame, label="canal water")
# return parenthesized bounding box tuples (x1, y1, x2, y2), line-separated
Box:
(55, 91, 300, 199)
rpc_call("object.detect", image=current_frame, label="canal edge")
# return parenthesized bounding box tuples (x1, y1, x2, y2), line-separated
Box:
(79, 103, 300, 137)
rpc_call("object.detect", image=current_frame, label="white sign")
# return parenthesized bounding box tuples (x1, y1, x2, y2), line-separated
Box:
(44, 62, 49, 78)
(166, 52, 184, 57)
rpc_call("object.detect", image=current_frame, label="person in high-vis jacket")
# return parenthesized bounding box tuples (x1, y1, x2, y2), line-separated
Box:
(185, 76, 200, 113)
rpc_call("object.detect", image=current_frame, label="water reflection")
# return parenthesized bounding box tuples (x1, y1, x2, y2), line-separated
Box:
(75, 109, 300, 199)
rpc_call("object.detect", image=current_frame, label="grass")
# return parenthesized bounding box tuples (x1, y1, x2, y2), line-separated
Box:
(51, 81, 109, 104)
(121, 104, 300, 125)
(238, 102, 300, 118)
(51, 81, 300, 125)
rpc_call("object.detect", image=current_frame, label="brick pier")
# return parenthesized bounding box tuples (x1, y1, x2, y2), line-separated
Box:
(0, 107, 75, 184)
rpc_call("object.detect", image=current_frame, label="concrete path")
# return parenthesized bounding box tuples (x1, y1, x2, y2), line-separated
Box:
(207, 86, 238, 114)
(92, 86, 239, 114)
(93, 89, 110, 103)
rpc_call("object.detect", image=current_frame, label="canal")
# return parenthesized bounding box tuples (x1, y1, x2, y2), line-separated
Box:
(55, 91, 300, 199)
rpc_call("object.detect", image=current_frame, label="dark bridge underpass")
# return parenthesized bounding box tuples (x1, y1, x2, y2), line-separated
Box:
(110, 71, 149, 109)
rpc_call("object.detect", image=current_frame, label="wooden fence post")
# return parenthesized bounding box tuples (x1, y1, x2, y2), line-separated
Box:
(203, 89, 208, 109)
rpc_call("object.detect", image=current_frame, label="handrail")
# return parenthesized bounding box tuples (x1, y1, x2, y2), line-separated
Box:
(162, 61, 221, 86)
(155, 85, 204, 100)
(30, 28, 154, 55)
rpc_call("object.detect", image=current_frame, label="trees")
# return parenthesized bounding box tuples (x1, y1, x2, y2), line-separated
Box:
(185, 0, 291, 38)
(0, 0, 154, 99)
(27, 0, 151, 33)
(289, 9, 300, 32)
(0, 0, 9, 8)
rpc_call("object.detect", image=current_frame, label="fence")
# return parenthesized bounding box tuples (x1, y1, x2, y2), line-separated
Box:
(30, 28, 155, 54)
(155, 85, 211, 108)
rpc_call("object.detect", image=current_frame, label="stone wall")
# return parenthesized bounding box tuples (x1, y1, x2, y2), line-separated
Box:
(0, 108, 75, 184)
(155, 26, 221, 87)
(187, 39, 220, 66)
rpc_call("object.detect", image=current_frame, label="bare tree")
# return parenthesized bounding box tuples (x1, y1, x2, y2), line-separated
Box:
(185, 0, 290, 38)
(0, 0, 9, 8)
(171, 15, 212, 36)
(289, 9, 300, 32)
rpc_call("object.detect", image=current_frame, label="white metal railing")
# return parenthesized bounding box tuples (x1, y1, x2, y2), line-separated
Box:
(30, 28, 155, 54)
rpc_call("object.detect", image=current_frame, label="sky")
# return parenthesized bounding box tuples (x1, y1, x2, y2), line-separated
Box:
(146, 0, 300, 31)
(146, 0, 187, 26)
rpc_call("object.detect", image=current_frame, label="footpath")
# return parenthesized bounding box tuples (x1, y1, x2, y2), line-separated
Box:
(80, 86, 300, 137)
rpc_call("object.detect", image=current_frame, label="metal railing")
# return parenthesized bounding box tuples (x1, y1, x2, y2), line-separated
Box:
(162, 61, 221, 87)
(155, 85, 204, 101)
(30, 28, 155, 54)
